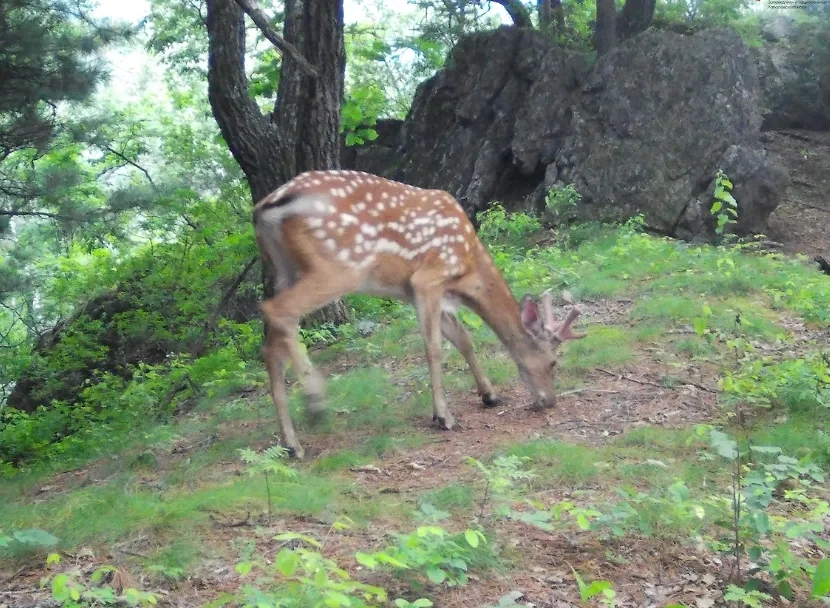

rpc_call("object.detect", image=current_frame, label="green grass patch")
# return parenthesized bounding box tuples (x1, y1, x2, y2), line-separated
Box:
(671, 335, 719, 359)
(311, 450, 368, 473)
(0, 470, 338, 557)
(560, 326, 634, 374)
(420, 484, 475, 512)
(294, 366, 408, 434)
(504, 439, 604, 485)
(747, 417, 830, 471)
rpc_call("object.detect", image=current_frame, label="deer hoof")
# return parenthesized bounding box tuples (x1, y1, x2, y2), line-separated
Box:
(305, 394, 327, 424)
(437, 415, 455, 431)
(530, 398, 556, 412)
(481, 393, 502, 408)
(285, 445, 306, 460)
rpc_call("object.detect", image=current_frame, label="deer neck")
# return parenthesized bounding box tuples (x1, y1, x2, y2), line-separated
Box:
(461, 250, 537, 367)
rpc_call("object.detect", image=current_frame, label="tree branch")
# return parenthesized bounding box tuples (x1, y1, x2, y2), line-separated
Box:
(193, 255, 259, 357)
(233, 0, 317, 77)
(487, 0, 532, 27)
(206, 0, 280, 188)
(101, 145, 157, 189)
(0, 210, 68, 220)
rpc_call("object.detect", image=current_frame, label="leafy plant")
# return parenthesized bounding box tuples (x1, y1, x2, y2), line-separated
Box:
(231, 520, 441, 608)
(466, 455, 536, 520)
(723, 585, 772, 608)
(341, 85, 382, 147)
(0, 528, 59, 554)
(235, 532, 389, 608)
(570, 565, 617, 607)
(476, 204, 542, 247)
(699, 426, 829, 599)
(42, 555, 158, 608)
(238, 446, 298, 520)
(711, 169, 738, 236)
(358, 525, 487, 588)
(545, 184, 582, 221)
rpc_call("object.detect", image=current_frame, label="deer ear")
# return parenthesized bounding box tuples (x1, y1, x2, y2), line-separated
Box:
(520, 295, 542, 335)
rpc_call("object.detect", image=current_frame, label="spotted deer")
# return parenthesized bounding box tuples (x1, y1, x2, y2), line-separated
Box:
(253, 169, 587, 458)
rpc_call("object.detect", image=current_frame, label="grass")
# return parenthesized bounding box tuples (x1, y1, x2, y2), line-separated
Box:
(745, 416, 830, 470)
(560, 326, 635, 374)
(504, 439, 605, 486)
(420, 484, 475, 512)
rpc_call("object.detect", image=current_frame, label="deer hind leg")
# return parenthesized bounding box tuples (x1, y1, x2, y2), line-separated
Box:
(262, 324, 304, 458)
(439, 311, 501, 408)
(260, 272, 359, 456)
(411, 271, 454, 430)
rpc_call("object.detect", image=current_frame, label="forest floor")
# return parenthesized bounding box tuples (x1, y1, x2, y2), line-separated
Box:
(1, 130, 830, 608)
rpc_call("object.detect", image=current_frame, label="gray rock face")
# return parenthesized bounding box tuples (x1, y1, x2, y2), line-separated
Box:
(395, 27, 576, 217)
(560, 28, 777, 236)
(345, 26, 790, 241)
(754, 16, 830, 131)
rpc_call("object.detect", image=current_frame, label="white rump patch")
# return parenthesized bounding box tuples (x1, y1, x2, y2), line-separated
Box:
(256, 193, 335, 228)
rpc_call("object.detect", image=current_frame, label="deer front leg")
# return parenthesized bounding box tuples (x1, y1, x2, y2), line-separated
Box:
(412, 275, 454, 430)
(440, 311, 501, 407)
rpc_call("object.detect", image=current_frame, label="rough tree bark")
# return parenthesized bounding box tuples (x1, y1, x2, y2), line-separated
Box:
(592, 0, 655, 55)
(594, 0, 618, 55)
(205, 0, 348, 326)
(537, 0, 564, 32)
(551, 0, 564, 32)
(617, 0, 657, 40)
(538, 0, 551, 28)
(273, 0, 346, 180)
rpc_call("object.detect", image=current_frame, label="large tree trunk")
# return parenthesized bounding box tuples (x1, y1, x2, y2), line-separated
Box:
(273, 0, 345, 177)
(205, 0, 348, 327)
(551, 0, 565, 33)
(538, 0, 552, 28)
(592, 0, 655, 56)
(594, 0, 618, 55)
(617, 0, 657, 40)
(272, 0, 348, 325)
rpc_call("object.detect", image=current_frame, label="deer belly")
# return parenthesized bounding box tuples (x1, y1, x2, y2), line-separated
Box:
(357, 278, 410, 302)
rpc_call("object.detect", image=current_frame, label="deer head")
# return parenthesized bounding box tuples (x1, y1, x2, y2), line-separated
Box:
(516, 289, 587, 410)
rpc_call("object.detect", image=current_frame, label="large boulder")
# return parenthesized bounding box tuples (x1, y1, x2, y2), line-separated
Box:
(351, 25, 788, 241)
(754, 16, 830, 131)
(558, 28, 788, 238)
(395, 27, 587, 217)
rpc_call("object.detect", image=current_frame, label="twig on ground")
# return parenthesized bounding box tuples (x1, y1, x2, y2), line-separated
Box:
(597, 368, 663, 388)
(596, 368, 716, 393)
(559, 388, 623, 397)
(0, 566, 26, 586)
(114, 548, 149, 559)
